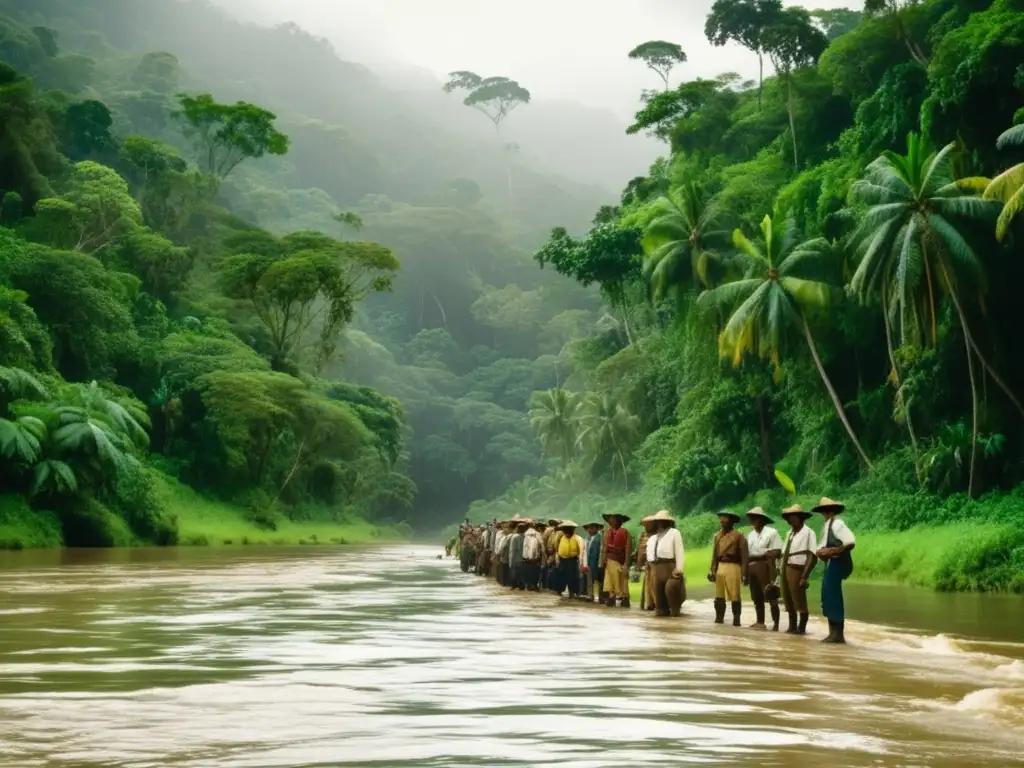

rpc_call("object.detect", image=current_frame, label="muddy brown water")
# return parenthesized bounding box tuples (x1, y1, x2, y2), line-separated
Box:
(0, 546, 1022, 767)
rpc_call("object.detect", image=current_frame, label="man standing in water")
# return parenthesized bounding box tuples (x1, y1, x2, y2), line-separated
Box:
(636, 515, 656, 611)
(600, 513, 633, 607)
(554, 520, 584, 598)
(814, 497, 856, 644)
(708, 510, 749, 626)
(544, 518, 561, 591)
(508, 520, 527, 590)
(494, 520, 510, 585)
(522, 520, 545, 591)
(583, 521, 604, 603)
(745, 507, 783, 631)
(647, 510, 685, 617)
(780, 504, 818, 635)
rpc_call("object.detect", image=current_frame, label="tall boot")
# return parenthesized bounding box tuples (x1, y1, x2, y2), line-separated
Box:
(769, 603, 780, 632)
(750, 601, 766, 629)
(620, 596, 631, 608)
(797, 613, 809, 635)
(823, 621, 846, 644)
(598, 590, 608, 605)
(821, 620, 837, 643)
(714, 598, 726, 624)
(785, 611, 798, 634)
(731, 601, 742, 627)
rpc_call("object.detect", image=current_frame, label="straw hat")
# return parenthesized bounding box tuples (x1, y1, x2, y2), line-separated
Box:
(648, 510, 676, 526)
(558, 519, 580, 530)
(716, 509, 742, 523)
(812, 497, 846, 514)
(602, 513, 631, 524)
(746, 506, 775, 524)
(781, 504, 812, 520)
(548, 518, 561, 526)
(583, 521, 604, 530)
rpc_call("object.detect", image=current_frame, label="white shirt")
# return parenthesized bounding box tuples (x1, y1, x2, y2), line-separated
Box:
(647, 528, 684, 572)
(822, 518, 855, 548)
(747, 526, 784, 557)
(522, 529, 544, 561)
(494, 531, 508, 557)
(783, 526, 818, 567)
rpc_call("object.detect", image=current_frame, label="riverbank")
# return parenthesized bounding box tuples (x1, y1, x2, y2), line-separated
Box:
(0, 479, 407, 550)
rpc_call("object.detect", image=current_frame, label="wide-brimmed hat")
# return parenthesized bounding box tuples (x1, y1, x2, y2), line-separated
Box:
(781, 504, 812, 520)
(716, 509, 742, 523)
(547, 518, 561, 525)
(558, 519, 579, 529)
(602, 513, 631, 524)
(648, 509, 675, 525)
(813, 497, 846, 514)
(583, 521, 604, 530)
(746, 506, 775, 524)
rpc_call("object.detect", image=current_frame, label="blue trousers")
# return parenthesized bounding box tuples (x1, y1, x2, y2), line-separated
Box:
(821, 556, 853, 622)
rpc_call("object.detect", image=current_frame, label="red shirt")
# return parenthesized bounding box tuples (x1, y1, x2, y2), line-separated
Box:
(605, 527, 628, 563)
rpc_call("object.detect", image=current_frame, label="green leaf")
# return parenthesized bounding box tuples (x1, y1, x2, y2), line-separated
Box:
(774, 469, 796, 494)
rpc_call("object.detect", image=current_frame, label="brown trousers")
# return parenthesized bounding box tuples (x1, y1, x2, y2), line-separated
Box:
(603, 559, 628, 598)
(714, 562, 742, 601)
(748, 560, 777, 604)
(783, 564, 809, 613)
(650, 561, 685, 616)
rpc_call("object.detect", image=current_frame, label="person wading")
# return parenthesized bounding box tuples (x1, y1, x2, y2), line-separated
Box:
(478, 521, 495, 578)
(600, 513, 633, 607)
(708, 510, 749, 626)
(508, 521, 527, 590)
(522, 520, 546, 591)
(636, 516, 656, 612)
(780, 504, 818, 635)
(494, 521, 512, 585)
(554, 520, 585, 599)
(583, 521, 604, 602)
(646, 510, 685, 617)
(460, 525, 476, 573)
(745, 507, 783, 631)
(813, 497, 856, 644)
(544, 519, 561, 591)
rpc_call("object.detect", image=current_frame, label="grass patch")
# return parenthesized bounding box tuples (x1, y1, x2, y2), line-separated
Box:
(158, 477, 402, 547)
(0, 494, 62, 549)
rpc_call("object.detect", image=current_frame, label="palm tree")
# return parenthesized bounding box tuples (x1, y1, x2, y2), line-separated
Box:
(529, 388, 582, 467)
(641, 181, 730, 300)
(981, 123, 1024, 242)
(698, 212, 873, 468)
(575, 392, 640, 488)
(849, 132, 1005, 494)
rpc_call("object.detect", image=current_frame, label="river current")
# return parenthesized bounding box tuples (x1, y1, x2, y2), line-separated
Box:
(0, 546, 1021, 767)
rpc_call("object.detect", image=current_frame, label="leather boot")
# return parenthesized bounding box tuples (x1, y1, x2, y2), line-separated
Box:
(750, 601, 766, 629)
(798, 613, 809, 635)
(620, 597, 630, 608)
(785, 611, 798, 634)
(824, 621, 846, 644)
(769, 603, 780, 632)
(731, 601, 742, 627)
(598, 590, 608, 605)
(714, 598, 726, 624)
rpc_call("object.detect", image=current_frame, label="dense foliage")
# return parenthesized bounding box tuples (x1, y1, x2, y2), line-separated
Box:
(465, 0, 1024, 589)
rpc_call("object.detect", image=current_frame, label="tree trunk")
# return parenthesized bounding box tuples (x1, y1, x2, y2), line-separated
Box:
(801, 314, 873, 469)
(756, 395, 773, 482)
(786, 75, 798, 169)
(881, 287, 920, 468)
(757, 53, 764, 110)
(271, 438, 306, 507)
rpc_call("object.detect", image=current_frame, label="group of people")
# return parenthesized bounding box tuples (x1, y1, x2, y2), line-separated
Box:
(455, 496, 855, 644)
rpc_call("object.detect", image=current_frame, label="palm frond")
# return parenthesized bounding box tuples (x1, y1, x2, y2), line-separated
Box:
(996, 124, 1024, 150)
(995, 184, 1024, 242)
(696, 278, 762, 314)
(927, 213, 985, 290)
(31, 459, 78, 496)
(780, 277, 831, 310)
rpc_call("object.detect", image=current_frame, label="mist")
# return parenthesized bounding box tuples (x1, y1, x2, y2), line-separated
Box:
(210, 0, 861, 119)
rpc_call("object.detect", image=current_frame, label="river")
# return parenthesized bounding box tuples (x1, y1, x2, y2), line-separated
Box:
(0, 546, 1022, 767)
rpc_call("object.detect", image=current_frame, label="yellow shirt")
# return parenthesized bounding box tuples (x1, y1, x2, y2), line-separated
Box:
(557, 533, 580, 559)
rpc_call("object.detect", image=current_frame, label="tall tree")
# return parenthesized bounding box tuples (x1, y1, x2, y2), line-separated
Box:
(529, 388, 583, 468)
(175, 93, 290, 182)
(441, 72, 531, 133)
(849, 133, 1005, 494)
(704, 0, 783, 109)
(575, 392, 640, 488)
(641, 181, 729, 300)
(762, 7, 829, 169)
(809, 8, 863, 40)
(628, 40, 688, 91)
(863, 0, 929, 66)
(698, 213, 873, 468)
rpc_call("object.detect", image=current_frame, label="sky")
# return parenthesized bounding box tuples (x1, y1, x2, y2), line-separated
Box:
(210, 0, 861, 119)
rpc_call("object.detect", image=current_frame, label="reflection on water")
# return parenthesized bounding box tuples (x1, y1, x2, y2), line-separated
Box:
(0, 546, 1021, 767)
